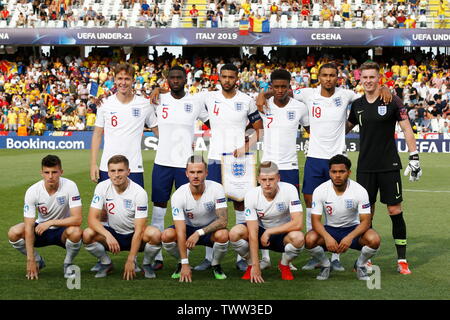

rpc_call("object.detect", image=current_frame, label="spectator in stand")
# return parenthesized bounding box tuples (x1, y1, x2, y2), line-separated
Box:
(141, 0, 151, 15)
(116, 12, 127, 27)
(85, 6, 97, 24)
(270, 2, 279, 15)
(320, 4, 332, 23)
(419, 0, 427, 15)
(354, 6, 364, 23)
(190, 4, 199, 27)
(301, 5, 310, 21)
(437, 0, 447, 29)
(311, 0, 321, 21)
(172, 0, 182, 16)
(386, 10, 397, 28)
(229, 1, 237, 15)
(341, 0, 350, 21)
(1, 6, 10, 24)
(281, 1, 291, 17)
(17, 12, 27, 27)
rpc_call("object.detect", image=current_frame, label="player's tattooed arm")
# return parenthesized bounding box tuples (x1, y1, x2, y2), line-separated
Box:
(202, 207, 228, 234)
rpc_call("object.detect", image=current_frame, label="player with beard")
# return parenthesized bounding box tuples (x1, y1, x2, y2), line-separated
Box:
(149, 66, 209, 271)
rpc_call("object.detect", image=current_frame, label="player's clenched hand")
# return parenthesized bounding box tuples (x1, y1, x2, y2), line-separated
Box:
(337, 236, 352, 253)
(123, 260, 136, 280)
(186, 233, 200, 250)
(105, 234, 121, 254)
(324, 236, 339, 253)
(260, 231, 271, 247)
(35, 221, 51, 236)
(256, 92, 268, 114)
(404, 151, 422, 182)
(90, 164, 100, 183)
(179, 264, 192, 282)
(150, 87, 161, 105)
(233, 146, 246, 158)
(250, 265, 265, 283)
(26, 260, 39, 280)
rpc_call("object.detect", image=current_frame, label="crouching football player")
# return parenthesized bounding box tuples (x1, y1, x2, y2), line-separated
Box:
(230, 161, 305, 283)
(305, 155, 381, 281)
(161, 156, 229, 282)
(8, 155, 83, 280)
(83, 155, 162, 280)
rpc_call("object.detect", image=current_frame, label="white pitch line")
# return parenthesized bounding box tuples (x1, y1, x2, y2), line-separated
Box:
(404, 189, 450, 193)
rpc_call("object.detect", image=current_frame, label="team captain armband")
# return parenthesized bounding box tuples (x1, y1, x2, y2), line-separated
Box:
(72, 195, 81, 201)
(362, 203, 371, 209)
(248, 110, 262, 123)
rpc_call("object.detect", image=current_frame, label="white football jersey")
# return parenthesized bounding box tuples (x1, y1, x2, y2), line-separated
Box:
(260, 97, 309, 170)
(293, 87, 357, 159)
(311, 179, 371, 228)
(95, 94, 157, 172)
(245, 182, 303, 229)
(197, 90, 259, 161)
(23, 177, 82, 228)
(154, 93, 209, 168)
(171, 180, 228, 227)
(90, 178, 148, 235)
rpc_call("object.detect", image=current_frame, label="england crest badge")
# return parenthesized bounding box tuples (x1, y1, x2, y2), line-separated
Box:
(124, 199, 133, 210)
(204, 201, 215, 212)
(276, 202, 287, 212)
(287, 110, 296, 121)
(333, 97, 342, 107)
(184, 103, 193, 113)
(344, 199, 354, 209)
(231, 162, 246, 178)
(131, 108, 141, 118)
(378, 105, 387, 116)
(235, 102, 243, 111)
(57, 196, 65, 206)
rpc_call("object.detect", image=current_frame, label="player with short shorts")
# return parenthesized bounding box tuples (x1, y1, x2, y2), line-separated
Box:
(90, 63, 158, 188)
(83, 155, 162, 279)
(306, 155, 381, 280)
(230, 162, 305, 282)
(256, 63, 391, 271)
(257, 69, 309, 270)
(8, 155, 83, 280)
(347, 61, 421, 275)
(161, 156, 229, 282)
(150, 66, 209, 271)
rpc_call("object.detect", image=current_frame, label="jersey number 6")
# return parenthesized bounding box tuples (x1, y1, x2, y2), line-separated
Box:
(111, 115, 118, 127)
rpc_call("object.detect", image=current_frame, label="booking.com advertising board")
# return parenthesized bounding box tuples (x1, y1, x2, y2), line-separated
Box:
(1, 131, 449, 153)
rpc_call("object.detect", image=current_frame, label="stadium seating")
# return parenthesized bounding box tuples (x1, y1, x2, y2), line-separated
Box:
(0, 0, 448, 29)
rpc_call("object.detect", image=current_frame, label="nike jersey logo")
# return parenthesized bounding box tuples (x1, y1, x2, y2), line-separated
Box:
(37, 202, 45, 205)
(395, 195, 401, 199)
(325, 201, 333, 204)
(110, 112, 117, 115)
(106, 198, 114, 201)
(357, 110, 364, 114)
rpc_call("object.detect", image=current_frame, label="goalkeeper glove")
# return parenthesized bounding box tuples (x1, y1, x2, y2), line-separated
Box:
(403, 151, 422, 182)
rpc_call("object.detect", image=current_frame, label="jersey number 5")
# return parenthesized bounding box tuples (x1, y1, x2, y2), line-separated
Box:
(162, 107, 169, 119)
(312, 106, 321, 118)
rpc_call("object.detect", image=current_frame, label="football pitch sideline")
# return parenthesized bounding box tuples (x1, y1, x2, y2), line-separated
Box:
(0, 149, 449, 300)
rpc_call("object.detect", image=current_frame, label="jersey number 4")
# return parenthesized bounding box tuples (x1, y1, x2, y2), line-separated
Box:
(312, 106, 321, 118)
(213, 104, 219, 116)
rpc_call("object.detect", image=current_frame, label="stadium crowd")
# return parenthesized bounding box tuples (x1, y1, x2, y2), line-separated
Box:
(0, 0, 448, 28)
(0, 47, 449, 135)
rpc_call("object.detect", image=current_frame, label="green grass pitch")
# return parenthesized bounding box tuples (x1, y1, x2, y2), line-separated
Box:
(1, 149, 449, 300)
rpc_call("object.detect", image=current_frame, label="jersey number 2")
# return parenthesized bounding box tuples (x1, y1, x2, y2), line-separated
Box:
(107, 203, 116, 215)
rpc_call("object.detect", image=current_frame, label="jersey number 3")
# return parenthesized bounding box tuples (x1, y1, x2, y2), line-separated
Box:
(325, 205, 333, 215)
